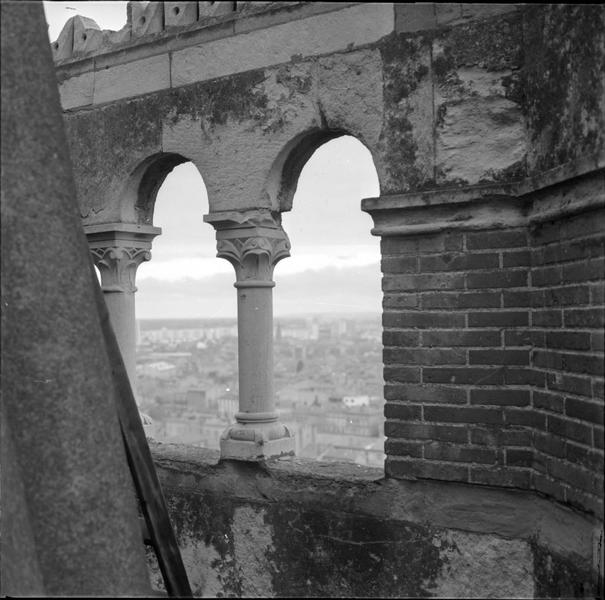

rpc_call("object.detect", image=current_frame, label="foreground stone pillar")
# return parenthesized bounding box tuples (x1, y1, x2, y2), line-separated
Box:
(85, 223, 161, 397)
(1, 2, 151, 594)
(205, 211, 294, 460)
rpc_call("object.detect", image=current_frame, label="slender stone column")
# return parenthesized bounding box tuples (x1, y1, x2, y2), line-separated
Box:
(84, 223, 161, 397)
(205, 211, 295, 460)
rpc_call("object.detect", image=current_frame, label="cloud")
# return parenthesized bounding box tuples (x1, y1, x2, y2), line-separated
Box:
(136, 264, 381, 319)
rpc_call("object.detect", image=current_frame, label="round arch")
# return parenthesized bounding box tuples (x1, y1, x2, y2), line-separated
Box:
(264, 127, 383, 213)
(119, 151, 209, 226)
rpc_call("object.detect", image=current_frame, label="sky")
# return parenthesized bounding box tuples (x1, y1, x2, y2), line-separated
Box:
(43, 2, 382, 319)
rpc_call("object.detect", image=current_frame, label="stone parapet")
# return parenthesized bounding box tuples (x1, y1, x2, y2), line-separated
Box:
(147, 442, 602, 598)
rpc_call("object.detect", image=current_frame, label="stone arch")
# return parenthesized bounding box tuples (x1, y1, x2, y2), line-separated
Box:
(119, 151, 208, 226)
(264, 127, 383, 214)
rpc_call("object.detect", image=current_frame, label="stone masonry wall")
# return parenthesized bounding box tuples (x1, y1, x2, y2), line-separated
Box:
(147, 443, 601, 598)
(381, 179, 605, 518)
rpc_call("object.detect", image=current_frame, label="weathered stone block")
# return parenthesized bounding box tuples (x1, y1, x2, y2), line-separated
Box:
(198, 1, 234, 20)
(58, 71, 94, 109)
(72, 15, 104, 55)
(94, 54, 170, 104)
(130, 1, 164, 38)
(395, 3, 436, 33)
(51, 17, 74, 61)
(165, 2, 198, 28)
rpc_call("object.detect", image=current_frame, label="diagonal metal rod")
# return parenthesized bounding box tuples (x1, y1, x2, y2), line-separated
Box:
(90, 263, 193, 598)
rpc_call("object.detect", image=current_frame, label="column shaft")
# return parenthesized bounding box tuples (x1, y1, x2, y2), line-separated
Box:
(206, 210, 294, 460)
(236, 283, 275, 421)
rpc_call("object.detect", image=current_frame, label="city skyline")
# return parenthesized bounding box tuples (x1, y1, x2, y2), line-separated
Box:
(44, 2, 383, 319)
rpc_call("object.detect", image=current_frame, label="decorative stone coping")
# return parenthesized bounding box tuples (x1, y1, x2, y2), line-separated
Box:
(362, 154, 605, 237)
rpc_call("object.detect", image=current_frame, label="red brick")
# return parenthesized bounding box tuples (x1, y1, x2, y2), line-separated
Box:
(591, 331, 604, 351)
(384, 439, 423, 457)
(470, 466, 531, 488)
(387, 458, 469, 482)
(421, 291, 500, 310)
(534, 432, 566, 459)
(542, 285, 590, 307)
(466, 230, 527, 250)
(384, 384, 467, 405)
(532, 265, 563, 287)
(469, 349, 529, 365)
(384, 366, 421, 383)
(505, 408, 546, 429)
(384, 403, 423, 420)
(423, 367, 504, 385)
(381, 237, 417, 256)
(565, 442, 604, 472)
(506, 448, 534, 467)
(424, 442, 497, 464)
(384, 347, 467, 365)
(470, 426, 532, 447)
(468, 311, 528, 327)
(383, 272, 466, 292)
(545, 331, 591, 351)
(533, 350, 604, 376)
(424, 406, 502, 424)
(384, 422, 468, 443)
(420, 252, 499, 272)
(467, 270, 528, 289)
(503, 250, 531, 267)
(547, 415, 592, 445)
(381, 256, 418, 274)
(418, 233, 464, 254)
(562, 257, 605, 284)
(533, 390, 564, 413)
(564, 308, 605, 329)
(470, 388, 530, 406)
(590, 283, 605, 305)
(505, 368, 546, 387)
(503, 290, 532, 307)
(565, 398, 604, 426)
(532, 310, 563, 327)
(383, 311, 465, 329)
(547, 459, 602, 495)
(383, 293, 419, 309)
(422, 329, 501, 347)
(382, 330, 419, 347)
(546, 372, 593, 397)
(505, 329, 543, 347)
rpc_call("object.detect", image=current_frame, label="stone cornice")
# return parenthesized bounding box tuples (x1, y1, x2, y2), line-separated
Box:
(362, 156, 605, 237)
(51, 2, 361, 69)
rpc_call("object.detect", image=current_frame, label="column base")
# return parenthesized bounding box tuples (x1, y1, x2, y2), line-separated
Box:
(219, 421, 295, 461)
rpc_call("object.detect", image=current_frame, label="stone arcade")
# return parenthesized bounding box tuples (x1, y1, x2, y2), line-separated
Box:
(2, 2, 604, 597)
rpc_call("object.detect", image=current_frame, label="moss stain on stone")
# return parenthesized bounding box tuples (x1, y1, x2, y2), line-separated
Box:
(266, 504, 442, 597)
(379, 32, 433, 192)
(522, 4, 604, 172)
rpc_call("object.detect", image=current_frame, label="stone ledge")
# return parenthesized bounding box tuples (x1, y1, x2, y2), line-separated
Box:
(149, 440, 600, 569)
(362, 156, 605, 237)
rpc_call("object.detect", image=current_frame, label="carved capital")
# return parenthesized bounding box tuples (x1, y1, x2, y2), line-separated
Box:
(216, 234, 290, 284)
(206, 211, 290, 284)
(90, 246, 151, 293)
(84, 223, 161, 293)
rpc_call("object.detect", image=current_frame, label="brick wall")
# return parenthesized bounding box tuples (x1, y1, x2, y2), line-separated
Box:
(529, 207, 605, 515)
(382, 207, 604, 516)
